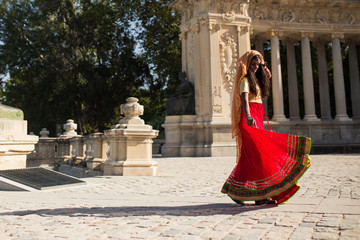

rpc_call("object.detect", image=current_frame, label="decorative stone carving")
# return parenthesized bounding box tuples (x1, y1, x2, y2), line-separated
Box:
(213, 104, 222, 114)
(63, 119, 78, 136)
(316, 9, 327, 24)
(253, 6, 265, 20)
(283, 9, 295, 22)
(213, 86, 221, 98)
(209, 23, 221, 32)
(210, 0, 249, 15)
(117, 97, 144, 126)
(212, 86, 222, 114)
(222, 11, 235, 23)
(250, 3, 359, 25)
(219, 31, 238, 93)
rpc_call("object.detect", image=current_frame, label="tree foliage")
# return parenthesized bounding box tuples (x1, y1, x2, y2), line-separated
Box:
(0, 0, 181, 136)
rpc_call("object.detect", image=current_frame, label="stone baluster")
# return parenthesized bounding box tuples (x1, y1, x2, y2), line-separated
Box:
(301, 33, 319, 121)
(40, 128, 50, 138)
(348, 42, 360, 120)
(316, 41, 332, 120)
(285, 39, 300, 120)
(269, 31, 287, 121)
(63, 119, 78, 136)
(331, 34, 350, 121)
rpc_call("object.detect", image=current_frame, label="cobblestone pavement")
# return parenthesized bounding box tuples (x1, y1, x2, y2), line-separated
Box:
(0, 154, 359, 240)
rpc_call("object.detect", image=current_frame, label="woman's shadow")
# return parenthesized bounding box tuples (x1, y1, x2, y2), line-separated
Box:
(0, 203, 277, 217)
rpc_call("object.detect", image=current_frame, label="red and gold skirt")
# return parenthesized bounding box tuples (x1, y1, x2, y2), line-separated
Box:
(221, 103, 311, 204)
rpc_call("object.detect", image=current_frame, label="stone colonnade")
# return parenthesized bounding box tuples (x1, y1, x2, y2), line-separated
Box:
(164, 0, 360, 157)
(254, 33, 360, 122)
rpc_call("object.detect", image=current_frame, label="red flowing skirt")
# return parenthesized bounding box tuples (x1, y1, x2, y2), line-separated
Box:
(221, 103, 311, 204)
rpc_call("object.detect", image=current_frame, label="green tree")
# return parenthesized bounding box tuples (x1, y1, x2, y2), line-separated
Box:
(131, 0, 182, 137)
(0, 0, 153, 135)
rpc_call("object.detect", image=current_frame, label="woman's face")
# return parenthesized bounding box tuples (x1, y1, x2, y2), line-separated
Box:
(249, 58, 261, 73)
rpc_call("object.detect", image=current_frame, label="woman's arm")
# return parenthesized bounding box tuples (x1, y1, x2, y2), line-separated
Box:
(241, 92, 257, 128)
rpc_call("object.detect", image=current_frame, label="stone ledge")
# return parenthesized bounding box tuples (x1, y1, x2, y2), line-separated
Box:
(311, 144, 360, 154)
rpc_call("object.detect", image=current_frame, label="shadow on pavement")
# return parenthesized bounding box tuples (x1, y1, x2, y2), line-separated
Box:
(0, 203, 277, 217)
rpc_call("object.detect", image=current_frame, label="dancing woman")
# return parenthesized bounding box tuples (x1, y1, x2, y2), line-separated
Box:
(221, 50, 311, 205)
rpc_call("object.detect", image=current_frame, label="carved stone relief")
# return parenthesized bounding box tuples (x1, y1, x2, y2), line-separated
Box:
(213, 86, 221, 98)
(222, 11, 236, 23)
(219, 31, 238, 94)
(213, 104, 222, 114)
(210, 0, 249, 15)
(249, 4, 359, 25)
(212, 86, 222, 114)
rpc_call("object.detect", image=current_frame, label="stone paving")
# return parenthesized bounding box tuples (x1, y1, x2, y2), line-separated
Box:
(0, 154, 359, 240)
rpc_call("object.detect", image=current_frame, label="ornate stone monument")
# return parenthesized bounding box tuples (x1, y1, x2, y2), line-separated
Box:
(0, 103, 38, 169)
(103, 97, 159, 176)
(163, 0, 251, 157)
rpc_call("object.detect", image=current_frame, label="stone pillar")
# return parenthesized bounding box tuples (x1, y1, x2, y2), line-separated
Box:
(316, 41, 332, 120)
(255, 38, 265, 56)
(180, 32, 188, 74)
(103, 97, 158, 176)
(331, 35, 350, 121)
(301, 35, 319, 121)
(166, 0, 251, 157)
(85, 133, 106, 171)
(0, 104, 38, 169)
(270, 33, 287, 121)
(69, 136, 84, 163)
(348, 42, 360, 120)
(285, 40, 300, 120)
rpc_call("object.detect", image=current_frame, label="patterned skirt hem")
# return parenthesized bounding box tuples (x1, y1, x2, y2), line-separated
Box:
(221, 137, 311, 202)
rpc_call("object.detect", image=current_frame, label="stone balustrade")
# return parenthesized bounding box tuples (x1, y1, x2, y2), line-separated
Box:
(28, 97, 161, 175)
(27, 130, 108, 171)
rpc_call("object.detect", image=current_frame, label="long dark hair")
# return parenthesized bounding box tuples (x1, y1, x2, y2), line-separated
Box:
(245, 55, 270, 98)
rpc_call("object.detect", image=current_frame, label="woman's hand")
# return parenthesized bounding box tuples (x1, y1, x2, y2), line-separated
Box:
(246, 116, 257, 128)
(262, 61, 272, 79)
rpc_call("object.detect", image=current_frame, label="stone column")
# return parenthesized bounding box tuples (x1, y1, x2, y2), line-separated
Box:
(255, 38, 265, 56)
(285, 40, 300, 120)
(255, 38, 268, 116)
(270, 33, 287, 121)
(301, 35, 319, 121)
(316, 41, 332, 120)
(180, 32, 188, 74)
(348, 42, 360, 120)
(331, 35, 350, 121)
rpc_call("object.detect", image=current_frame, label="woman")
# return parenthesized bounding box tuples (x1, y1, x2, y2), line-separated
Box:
(221, 50, 311, 205)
